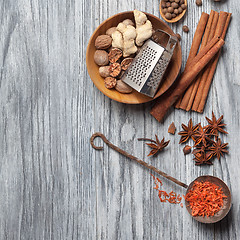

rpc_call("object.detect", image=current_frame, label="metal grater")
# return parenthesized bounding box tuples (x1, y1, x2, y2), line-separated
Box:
(122, 30, 178, 98)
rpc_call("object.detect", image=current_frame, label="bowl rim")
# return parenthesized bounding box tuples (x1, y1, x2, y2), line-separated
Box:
(86, 11, 182, 104)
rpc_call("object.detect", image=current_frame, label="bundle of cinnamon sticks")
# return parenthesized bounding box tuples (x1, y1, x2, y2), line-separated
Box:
(175, 11, 232, 112)
(150, 11, 231, 122)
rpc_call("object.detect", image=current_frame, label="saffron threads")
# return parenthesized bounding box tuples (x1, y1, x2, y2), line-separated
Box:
(184, 181, 227, 217)
(151, 174, 182, 205)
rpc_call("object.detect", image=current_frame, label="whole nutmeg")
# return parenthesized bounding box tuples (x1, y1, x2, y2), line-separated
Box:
(181, 4, 187, 9)
(95, 35, 112, 49)
(171, 2, 179, 8)
(196, 0, 202, 6)
(168, 7, 174, 13)
(115, 80, 133, 94)
(122, 19, 135, 26)
(94, 50, 109, 66)
(182, 25, 189, 33)
(180, 0, 184, 3)
(165, 13, 172, 20)
(178, 7, 183, 13)
(175, 0, 180, 3)
(170, 0, 175, 2)
(163, 8, 168, 14)
(104, 77, 117, 89)
(161, 2, 167, 8)
(99, 66, 111, 78)
(106, 27, 117, 37)
(166, 2, 171, 7)
(172, 13, 177, 18)
(174, 9, 179, 14)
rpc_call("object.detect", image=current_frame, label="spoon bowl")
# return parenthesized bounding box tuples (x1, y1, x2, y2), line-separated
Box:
(185, 175, 232, 224)
(160, 0, 187, 23)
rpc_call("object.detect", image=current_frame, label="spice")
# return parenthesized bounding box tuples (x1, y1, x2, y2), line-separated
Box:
(182, 25, 189, 33)
(194, 124, 213, 147)
(185, 181, 227, 217)
(151, 174, 182, 205)
(168, 122, 176, 135)
(196, 0, 202, 6)
(178, 119, 199, 144)
(183, 145, 191, 155)
(209, 138, 228, 160)
(138, 135, 170, 157)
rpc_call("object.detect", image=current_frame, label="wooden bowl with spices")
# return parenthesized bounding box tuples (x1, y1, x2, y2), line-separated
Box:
(86, 11, 182, 104)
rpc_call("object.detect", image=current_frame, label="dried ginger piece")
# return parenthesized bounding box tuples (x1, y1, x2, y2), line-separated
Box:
(168, 122, 176, 135)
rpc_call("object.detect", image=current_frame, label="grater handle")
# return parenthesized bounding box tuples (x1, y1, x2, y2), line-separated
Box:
(154, 29, 178, 54)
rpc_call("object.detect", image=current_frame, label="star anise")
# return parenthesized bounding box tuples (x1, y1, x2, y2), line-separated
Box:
(209, 138, 228, 160)
(138, 135, 170, 157)
(178, 119, 199, 144)
(194, 124, 213, 147)
(194, 151, 213, 165)
(192, 143, 210, 156)
(204, 111, 228, 135)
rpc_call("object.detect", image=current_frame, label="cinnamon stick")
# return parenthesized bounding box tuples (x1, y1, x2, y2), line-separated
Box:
(175, 12, 209, 108)
(192, 11, 230, 112)
(150, 38, 225, 122)
(196, 13, 232, 113)
(179, 11, 217, 111)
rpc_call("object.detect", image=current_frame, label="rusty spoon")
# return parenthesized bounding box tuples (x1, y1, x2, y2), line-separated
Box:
(91, 132, 231, 224)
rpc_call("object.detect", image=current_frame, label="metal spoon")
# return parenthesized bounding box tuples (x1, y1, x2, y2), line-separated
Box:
(90, 132, 231, 223)
(90, 132, 232, 223)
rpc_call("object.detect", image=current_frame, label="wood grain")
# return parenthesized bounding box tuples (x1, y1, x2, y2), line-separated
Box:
(0, 0, 239, 239)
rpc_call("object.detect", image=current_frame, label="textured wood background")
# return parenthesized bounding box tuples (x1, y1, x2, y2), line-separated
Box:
(0, 0, 239, 239)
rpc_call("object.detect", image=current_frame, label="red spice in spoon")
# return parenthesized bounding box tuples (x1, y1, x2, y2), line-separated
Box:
(184, 181, 227, 217)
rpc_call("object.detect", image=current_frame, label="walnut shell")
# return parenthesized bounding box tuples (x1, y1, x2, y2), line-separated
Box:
(115, 80, 133, 94)
(95, 35, 112, 50)
(94, 50, 109, 66)
(99, 66, 111, 78)
(106, 27, 117, 37)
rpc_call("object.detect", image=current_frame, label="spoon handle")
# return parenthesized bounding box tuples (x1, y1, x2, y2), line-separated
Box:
(91, 132, 188, 189)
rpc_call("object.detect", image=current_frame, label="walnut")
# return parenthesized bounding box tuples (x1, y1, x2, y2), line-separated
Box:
(99, 66, 111, 78)
(115, 80, 133, 94)
(94, 50, 109, 66)
(95, 35, 112, 50)
(121, 58, 133, 70)
(104, 77, 117, 89)
(108, 48, 123, 63)
(109, 63, 121, 77)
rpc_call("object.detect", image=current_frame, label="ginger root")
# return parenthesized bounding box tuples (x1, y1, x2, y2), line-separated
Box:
(116, 22, 137, 57)
(134, 10, 153, 46)
(112, 30, 124, 50)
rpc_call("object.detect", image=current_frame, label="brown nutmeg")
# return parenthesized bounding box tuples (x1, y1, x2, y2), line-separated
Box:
(181, 4, 187, 9)
(178, 7, 183, 13)
(168, 7, 174, 13)
(165, 13, 172, 20)
(99, 66, 111, 78)
(95, 35, 112, 50)
(183, 145, 192, 155)
(106, 27, 117, 37)
(174, 9, 179, 14)
(175, 0, 180, 2)
(196, 0, 202, 6)
(94, 50, 109, 66)
(161, 1, 167, 8)
(163, 8, 168, 14)
(166, 2, 171, 7)
(180, 0, 184, 3)
(172, 13, 177, 18)
(182, 25, 189, 33)
(171, 2, 179, 8)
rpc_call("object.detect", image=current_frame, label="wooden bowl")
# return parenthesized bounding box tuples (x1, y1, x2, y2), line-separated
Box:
(86, 11, 182, 104)
(160, 0, 187, 23)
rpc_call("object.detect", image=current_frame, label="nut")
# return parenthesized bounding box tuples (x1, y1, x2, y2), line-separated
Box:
(182, 25, 189, 33)
(161, 2, 166, 8)
(166, 2, 171, 7)
(180, 0, 184, 3)
(115, 80, 133, 94)
(95, 35, 112, 50)
(165, 13, 172, 20)
(94, 50, 109, 66)
(174, 9, 179, 14)
(109, 63, 121, 77)
(104, 77, 117, 89)
(106, 27, 117, 37)
(196, 0, 202, 6)
(183, 145, 192, 155)
(162, 8, 168, 14)
(122, 19, 135, 26)
(178, 7, 183, 13)
(172, 13, 177, 18)
(117, 70, 125, 79)
(175, 0, 180, 2)
(181, 4, 187, 9)
(168, 7, 174, 13)
(108, 48, 123, 63)
(99, 66, 111, 78)
(121, 58, 133, 70)
(171, 2, 179, 8)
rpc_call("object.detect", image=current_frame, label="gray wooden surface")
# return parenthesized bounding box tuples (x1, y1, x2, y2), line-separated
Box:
(0, 0, 239, 239)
